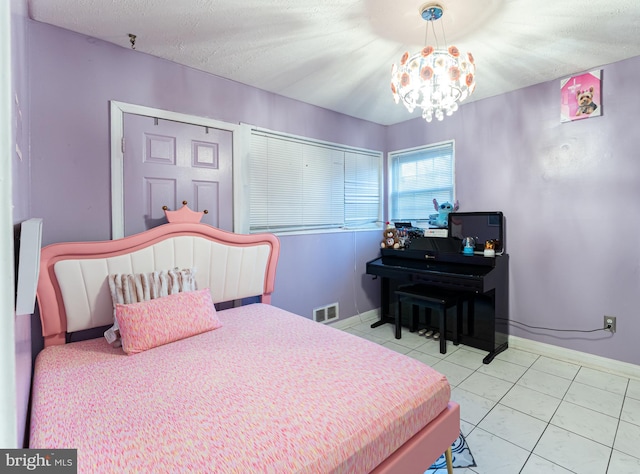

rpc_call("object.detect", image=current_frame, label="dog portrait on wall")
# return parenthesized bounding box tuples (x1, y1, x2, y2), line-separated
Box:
(560, 70, 602, 122)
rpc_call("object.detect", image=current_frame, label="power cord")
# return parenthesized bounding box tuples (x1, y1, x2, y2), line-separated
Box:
(496, 318, 607, 333)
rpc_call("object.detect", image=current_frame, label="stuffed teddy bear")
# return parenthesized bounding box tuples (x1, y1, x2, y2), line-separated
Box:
(428, 199, 459, 228)
(381, 227, 401, 249)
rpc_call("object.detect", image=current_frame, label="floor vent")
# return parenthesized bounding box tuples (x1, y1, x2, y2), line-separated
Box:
(313, 303, 339, 324)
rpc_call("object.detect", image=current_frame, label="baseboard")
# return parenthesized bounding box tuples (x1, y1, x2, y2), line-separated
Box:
(331, 316, 640, 379)
(509, 335, 640, 381)
(330, 309, 380, 330)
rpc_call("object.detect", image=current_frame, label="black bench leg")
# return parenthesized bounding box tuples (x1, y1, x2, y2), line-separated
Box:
(395, 301, 402, 339)
(439, 306, 446, 354)
(454, 301, 462, 345)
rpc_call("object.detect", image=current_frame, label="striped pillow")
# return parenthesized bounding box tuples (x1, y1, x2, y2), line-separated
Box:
(104, 268, 197, 346)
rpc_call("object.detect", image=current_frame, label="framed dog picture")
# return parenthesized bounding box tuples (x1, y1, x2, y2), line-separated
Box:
(560, 69, 602, 122)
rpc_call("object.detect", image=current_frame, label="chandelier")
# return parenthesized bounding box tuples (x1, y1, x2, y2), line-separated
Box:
(390, 3, 476, 122)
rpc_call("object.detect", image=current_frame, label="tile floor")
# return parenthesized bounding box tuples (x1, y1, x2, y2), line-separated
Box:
(334, 314, 640, 474)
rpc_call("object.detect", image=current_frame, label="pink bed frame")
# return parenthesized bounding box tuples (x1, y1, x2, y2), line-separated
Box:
(35, 205, 459, 474)
(36, 207, 280, 348)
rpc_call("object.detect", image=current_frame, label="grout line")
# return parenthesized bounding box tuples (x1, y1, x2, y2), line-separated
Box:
(341, 323, 640, 473)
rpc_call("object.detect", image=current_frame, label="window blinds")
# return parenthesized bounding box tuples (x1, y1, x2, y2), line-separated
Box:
(389, 141, 454, 222)
(250, 132, 380, 233)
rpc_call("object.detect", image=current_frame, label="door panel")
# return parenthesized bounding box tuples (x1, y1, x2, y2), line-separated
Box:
(123, 114, 233, 236)
(143, 177, 176, 229)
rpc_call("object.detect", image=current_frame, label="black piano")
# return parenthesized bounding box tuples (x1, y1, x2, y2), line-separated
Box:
(366, 212, 508, 364)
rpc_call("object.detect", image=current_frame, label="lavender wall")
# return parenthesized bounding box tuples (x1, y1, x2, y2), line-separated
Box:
(11, 0, 32, 447)
(27, 19, 640, 368)
(274, 232, 381, 320)
(28, 21, 383, 326)
(388, 55, 640, 365)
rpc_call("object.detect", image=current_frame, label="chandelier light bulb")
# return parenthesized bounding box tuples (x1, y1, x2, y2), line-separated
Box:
(390, 4, 476, 123)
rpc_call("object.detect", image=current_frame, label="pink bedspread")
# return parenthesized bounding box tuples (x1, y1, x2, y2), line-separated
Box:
(30, 304, 450, 473)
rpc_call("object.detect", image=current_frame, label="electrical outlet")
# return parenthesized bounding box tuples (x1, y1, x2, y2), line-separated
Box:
(604, 315, 617, 333)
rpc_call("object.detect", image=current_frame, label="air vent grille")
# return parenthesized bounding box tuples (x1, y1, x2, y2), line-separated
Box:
(313, 303, 339, 324)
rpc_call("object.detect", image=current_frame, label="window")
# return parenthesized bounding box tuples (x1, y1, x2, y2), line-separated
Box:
(389, 141, 455, 223)
(249, 130, 382, 233)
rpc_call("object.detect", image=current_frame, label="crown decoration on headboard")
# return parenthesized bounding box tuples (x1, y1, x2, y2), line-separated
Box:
(162, 201, 208, 224)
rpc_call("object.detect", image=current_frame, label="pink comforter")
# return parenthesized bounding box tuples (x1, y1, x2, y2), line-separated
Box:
(30, 304, 450, 473)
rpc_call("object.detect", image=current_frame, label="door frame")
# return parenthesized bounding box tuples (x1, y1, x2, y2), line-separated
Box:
(1, 0, 17, 448)
(109, 101, 245, 239)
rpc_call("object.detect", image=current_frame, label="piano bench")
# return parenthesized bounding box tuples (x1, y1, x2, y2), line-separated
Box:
(395, 285, 463, 354)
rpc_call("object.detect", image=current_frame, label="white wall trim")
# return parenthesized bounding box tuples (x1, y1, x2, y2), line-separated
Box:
(331, 311, 640, 381)
(109, 101, 242, 239)
(509, 335, 640, 381)
(329, 309, 380, 330)
(1, 0, 18, 448)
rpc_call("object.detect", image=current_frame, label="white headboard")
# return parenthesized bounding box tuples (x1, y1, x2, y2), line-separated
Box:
(37, 211, 279, 347)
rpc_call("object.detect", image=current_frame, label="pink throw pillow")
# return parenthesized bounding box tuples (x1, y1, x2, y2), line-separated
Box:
(115, 288, 221, 354)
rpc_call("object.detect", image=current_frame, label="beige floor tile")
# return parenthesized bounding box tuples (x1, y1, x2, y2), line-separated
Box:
(476, 358, 528, 383)
(336, 322, 640, 474)
(431, 359, 474, 387)
(450, 387, 496, 425)
(443, 348, 486, 370)
(575, 366, 628, 395)
(478, 404, 547, 451)
(517, 368, 572, 399)
(494, 347, 540, 367)
(564, 381, 624, 418)
(457, 372, 513, 402)
(550, 401, 618, 446)
(614, 421, 640, 459)
(465, 428, 530, 474)
(500, 384, 562, 422)
(608, 450, 640, 473)
(533, 425, 611, 474)
(530, 355, 580, 380)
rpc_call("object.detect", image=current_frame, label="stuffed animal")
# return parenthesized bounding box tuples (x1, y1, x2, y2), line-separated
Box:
(428, 199, 459, 228)
(381, 227, 401, 249)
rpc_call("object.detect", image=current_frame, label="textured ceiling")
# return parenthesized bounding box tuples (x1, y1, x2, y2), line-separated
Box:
(28, 0, 640, 125)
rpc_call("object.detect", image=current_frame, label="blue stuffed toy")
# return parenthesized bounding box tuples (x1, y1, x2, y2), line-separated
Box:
(428, 199, 459, 228)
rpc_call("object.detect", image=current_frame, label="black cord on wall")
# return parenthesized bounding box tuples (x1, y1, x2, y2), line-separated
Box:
(495, 318, 608, 333)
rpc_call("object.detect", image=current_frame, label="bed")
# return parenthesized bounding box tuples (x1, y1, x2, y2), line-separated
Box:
(30, 204, 460, 473)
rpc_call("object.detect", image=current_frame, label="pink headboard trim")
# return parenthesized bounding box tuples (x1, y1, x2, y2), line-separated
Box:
(36, 222, 280, 347)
